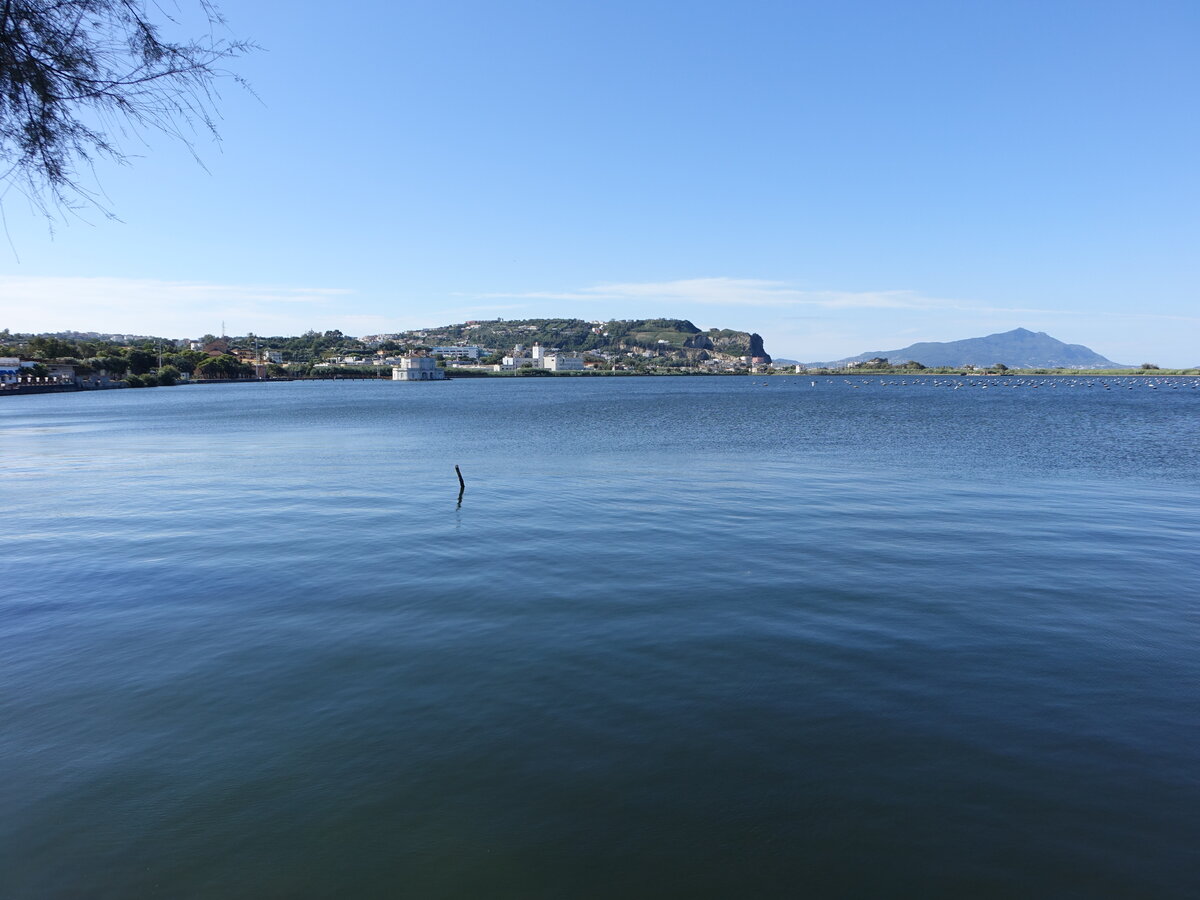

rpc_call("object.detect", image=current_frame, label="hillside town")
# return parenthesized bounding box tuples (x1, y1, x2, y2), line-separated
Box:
(0, 319, 778, 392)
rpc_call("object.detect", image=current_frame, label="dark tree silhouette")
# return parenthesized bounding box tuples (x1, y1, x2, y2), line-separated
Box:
(0, 0, 252, 216)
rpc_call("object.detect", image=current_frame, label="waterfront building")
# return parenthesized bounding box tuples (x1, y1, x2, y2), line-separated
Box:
(542, 353, 585, 371)
(0, 357, 23, 383)
(391, 357, 446, 381)
(46, 365, 79, 385)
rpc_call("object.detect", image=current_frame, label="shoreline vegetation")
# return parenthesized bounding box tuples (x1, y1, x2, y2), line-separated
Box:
(2, 325, 1196, 396)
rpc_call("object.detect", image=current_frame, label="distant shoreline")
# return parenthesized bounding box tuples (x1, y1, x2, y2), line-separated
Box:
(5, 369, 1200, 399)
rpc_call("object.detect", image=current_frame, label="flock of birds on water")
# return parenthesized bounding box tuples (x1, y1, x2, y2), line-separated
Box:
(755, 376, 1200, 391)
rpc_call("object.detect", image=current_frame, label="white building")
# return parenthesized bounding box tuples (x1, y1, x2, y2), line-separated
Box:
(391, 356, 446, 381)
(0, 358, 37, 384)
(431, 346, 483, 360)
(543, 353, 584, 371)
(46, 364, 79, 384)
(499, 343, 584, 371)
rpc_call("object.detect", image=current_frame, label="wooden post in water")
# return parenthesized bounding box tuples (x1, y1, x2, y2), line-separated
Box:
(455, 465, 465, 503)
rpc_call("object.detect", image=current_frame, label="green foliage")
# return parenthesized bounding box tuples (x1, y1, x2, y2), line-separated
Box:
(96, 355, 127, 376)
(162, 351, 201, 374)
(26, 336, 77, 358)
(156, 365, 181, 386)
(127, 349, 156, 375)
(0, 0, 253, 215)
(447, 368, 490, 378)
(256, 330, 367, 363)
(195, 354, 252, 379)
(308, 366, 388, 378)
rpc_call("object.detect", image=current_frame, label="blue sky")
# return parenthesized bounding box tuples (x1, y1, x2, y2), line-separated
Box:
(1, 0, 1197, 364)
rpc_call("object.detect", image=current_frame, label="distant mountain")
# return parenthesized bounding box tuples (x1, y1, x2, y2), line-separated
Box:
(809, 328, 1126, 369)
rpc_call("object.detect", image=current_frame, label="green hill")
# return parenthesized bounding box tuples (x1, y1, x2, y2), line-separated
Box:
(374, 318, 771, 362)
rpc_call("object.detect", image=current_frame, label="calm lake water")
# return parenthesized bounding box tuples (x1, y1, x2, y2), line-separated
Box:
(3, 375, 1199, 898)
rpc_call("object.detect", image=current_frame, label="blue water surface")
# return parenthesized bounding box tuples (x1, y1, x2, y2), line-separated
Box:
(3, 375, 1199, 898)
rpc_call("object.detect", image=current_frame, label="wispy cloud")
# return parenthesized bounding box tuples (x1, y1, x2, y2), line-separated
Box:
(480, 277, 990, 311)
(444, 302, 532, 315)
(478, 277, 1200, 323)
(481, 277, 945, 309)
(0, 275, 355, 336)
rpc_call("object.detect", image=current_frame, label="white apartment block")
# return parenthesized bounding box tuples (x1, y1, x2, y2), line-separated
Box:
(431, 346, 483, 360)
(542, 353, 585, 371)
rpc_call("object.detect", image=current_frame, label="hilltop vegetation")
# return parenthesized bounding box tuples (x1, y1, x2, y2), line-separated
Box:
(368, 318, 771, 362)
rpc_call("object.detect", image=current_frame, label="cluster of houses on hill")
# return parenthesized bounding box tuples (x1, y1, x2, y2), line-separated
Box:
(302, 342, 585, 380)
(318, 342, 585, 377)
(389, 343, 583, 380)
(3, 326, 774, 393)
